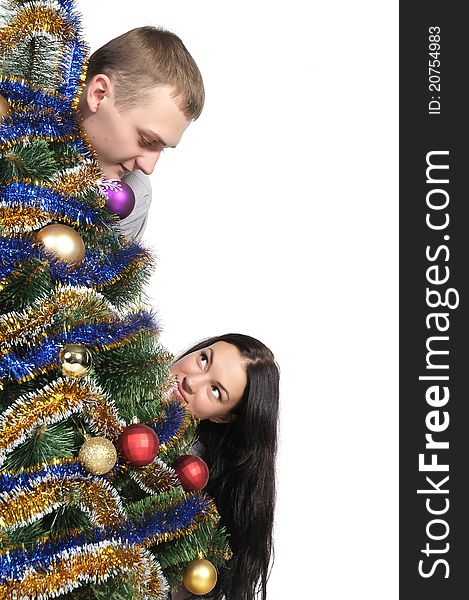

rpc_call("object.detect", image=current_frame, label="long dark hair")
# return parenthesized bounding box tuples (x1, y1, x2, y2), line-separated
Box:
(176, 333, 280, 600)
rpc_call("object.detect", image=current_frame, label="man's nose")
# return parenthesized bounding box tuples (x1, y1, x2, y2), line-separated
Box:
(135, 150, 161, 175)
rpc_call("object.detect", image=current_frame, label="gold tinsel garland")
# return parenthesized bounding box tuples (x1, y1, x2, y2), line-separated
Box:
(0, 542, 168, 600)
(1, 304, 157, 387)
(0, 5, 76, 53)
(0, 128, 79, 152)
(54, 161, 104, 199)
(0, 286, 115, 354)
(0, 378, 125, 466)
(129, 458, 181, 495)
(0, 202, 52, 233)
(0, 258, 47, 295)
(0, 248, 153, 317)
(0, 484, 221, 597)
(0, 466, 125, 530)
(0, 158, 107, 235)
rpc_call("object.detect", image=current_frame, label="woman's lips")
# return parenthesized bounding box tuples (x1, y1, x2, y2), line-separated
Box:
(174, 382, 188, 403)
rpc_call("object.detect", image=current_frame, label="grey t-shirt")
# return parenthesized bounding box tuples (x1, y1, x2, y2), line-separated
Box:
(119, 170, 152, 242)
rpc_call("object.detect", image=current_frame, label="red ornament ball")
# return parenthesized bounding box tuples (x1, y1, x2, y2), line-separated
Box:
(173, 455, 209, 491)
(118, 424, 160, 467)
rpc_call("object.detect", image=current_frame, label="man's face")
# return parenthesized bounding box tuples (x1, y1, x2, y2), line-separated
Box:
(80, 76, 191, 180)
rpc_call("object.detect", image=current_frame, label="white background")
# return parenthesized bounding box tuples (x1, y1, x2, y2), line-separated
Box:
(79, 2, 398, 598)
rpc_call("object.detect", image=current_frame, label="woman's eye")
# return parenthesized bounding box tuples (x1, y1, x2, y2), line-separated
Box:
(200, 352, 208, 368)
(140, 138, 152, 147)
(211, 386, 221, 400)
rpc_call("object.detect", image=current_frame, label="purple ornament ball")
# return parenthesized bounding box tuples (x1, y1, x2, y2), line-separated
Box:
(100, 179, 136, 219)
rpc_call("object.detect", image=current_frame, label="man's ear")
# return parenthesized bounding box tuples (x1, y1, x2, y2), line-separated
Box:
(209, 413, 237, 424)
(85, 74, 113, 113)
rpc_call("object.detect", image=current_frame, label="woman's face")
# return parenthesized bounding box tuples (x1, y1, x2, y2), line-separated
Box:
(170, 341, 247, 422)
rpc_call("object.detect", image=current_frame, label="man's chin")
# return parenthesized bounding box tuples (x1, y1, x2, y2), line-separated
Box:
(101, 166, 122, 180)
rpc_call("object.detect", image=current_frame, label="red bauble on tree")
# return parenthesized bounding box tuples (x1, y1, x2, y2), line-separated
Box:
(117, 423, 160, 467)
(173, 455, 209, 491)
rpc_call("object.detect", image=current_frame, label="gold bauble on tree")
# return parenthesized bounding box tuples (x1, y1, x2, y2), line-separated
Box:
(59, 343, 92, 378)
(0, 94, 11, 119)
(183, 559, 218, 595)
(36, 224, 85, 265)
(78, 435, 117, 475)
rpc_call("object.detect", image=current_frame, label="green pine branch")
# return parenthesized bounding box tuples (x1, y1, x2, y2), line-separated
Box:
(3, 419, 80, 471)
(0, 258, 52, 313)
(0, 372, 57, 411)
(0, 140, 58, 181)
(156, 522, 231, 590)
(99, 258, 155, 308)
(125, 489, 231, 588)
(42, 503, 94, 539)
(59, 577, 149, 600)
(92, 334, 171, 422)
(0, 520, 45, 552)
(1, 30, 66, 90)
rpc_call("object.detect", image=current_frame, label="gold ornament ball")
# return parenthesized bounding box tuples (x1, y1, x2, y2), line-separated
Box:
(183, 559, 218, 595)
(36, 224, 85, 265)
(0, 94, 11, 119)
(59, 344, 92, 378)
(78, 436, 117, 475)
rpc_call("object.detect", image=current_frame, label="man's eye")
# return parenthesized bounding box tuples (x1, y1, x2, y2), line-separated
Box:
(211, 386, 221, 400)
(140, 138, 152, 147)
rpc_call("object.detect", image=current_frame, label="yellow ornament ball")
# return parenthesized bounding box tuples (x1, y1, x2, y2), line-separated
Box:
(183, 559, 218, 595)
(0, 94, 11, 119)
(36, 224, 85, 265)
(59, 343, 92, 378)
(78, 436, 117, 475)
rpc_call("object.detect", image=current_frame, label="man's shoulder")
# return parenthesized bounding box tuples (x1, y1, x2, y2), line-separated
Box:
(123, 170, 152, 196)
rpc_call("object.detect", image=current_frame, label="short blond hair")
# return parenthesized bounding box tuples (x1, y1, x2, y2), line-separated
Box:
(86, 26, 204, 119)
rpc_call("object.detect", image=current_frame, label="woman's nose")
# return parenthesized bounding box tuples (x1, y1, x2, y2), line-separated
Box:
(183, 374, 204, 394)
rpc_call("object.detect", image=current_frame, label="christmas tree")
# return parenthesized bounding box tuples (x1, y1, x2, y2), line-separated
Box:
(0, 1, 230, 598)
